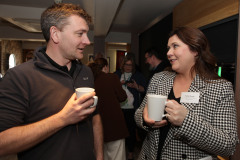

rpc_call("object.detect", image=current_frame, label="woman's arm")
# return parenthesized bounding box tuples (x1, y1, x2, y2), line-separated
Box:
(126, 80, 145, 92)
(174, 81, 238, 157)
(112, 74, 127, 102)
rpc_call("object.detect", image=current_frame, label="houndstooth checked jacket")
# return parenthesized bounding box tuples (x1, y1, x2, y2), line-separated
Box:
(135, 71, 238, 160)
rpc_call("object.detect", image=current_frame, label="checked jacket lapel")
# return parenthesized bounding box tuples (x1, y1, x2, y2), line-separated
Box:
(162, 74, 206, 153)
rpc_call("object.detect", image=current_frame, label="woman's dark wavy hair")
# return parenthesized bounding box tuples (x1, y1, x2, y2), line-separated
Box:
(88, 58, 108, 80)
(169, 26, 220, 80)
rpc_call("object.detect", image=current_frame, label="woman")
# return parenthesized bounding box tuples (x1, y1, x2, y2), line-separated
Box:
(115, 54, 147, 160)
(88, 58, 129, 160)
(135, 27, 238, 160)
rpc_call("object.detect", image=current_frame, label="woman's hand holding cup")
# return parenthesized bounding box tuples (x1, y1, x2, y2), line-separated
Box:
(143, 94, 169, 128)
(165, 100, 189, 126)
(143, 106, 168, 128)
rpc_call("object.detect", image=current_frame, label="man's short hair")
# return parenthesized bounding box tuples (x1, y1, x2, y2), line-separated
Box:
(41, 3, 92, 42)
(145, 47, 165, 60)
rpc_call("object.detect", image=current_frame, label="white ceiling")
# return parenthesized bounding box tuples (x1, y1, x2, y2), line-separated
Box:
(0, 0, 182, 42)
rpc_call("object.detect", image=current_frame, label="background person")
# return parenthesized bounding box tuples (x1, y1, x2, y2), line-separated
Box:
(94, 52, 104, 60)
(115, 54, 147, 160)
(0, 3, 103, 160)
(88, 58, 129, 160)
(144, 47, 170, 83)
(135, 27, 238, 159)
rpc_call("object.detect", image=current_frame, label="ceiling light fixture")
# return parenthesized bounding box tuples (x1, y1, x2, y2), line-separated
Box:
(54, 0, 62, 4)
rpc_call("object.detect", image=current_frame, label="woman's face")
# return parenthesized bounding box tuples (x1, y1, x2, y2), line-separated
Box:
(123, 60, 133, 73)
(167, 35, 197, 74)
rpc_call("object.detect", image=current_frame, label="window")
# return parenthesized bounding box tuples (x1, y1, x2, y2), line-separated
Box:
(9, 54, 16, 68)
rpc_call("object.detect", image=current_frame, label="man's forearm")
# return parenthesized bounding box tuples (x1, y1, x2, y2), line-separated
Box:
(0, 113, 65, 156)
(0, 93, 97, 156)
(92, 114, 104, 160)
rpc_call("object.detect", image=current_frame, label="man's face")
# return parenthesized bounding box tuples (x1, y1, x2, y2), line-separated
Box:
(57, 15, 90, 61)
(145, 52, 154, 70)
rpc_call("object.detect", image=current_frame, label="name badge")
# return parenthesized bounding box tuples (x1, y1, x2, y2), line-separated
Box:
(180, 92, 200, 103)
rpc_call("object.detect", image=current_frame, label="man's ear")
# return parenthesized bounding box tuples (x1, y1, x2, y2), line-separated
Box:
(49, 26, 60, 44)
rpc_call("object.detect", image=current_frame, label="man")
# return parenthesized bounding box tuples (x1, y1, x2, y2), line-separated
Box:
(145, 48, 169, 82)
(0, 3, 103, 160)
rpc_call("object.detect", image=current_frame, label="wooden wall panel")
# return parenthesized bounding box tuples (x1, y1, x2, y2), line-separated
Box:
(173, 0, 238, 28)
(232, 1, 240, 159)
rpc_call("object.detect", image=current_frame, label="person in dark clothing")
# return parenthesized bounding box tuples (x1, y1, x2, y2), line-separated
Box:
(145, 48, 170, 83)
(0, 3, 103, 160)
(115, 54, 147, 160)
(89, 58, 128, 160)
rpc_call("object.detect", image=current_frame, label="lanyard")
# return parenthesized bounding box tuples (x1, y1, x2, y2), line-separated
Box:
(123, 72, 132, 88)
(123, 72, 132, 81)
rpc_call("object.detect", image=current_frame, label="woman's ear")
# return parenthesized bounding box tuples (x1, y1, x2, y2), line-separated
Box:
(49, 26, 60, 44)
(102, 65, 109, 73)
(102, 65, 107, 72)
(193, 51, 198, 57)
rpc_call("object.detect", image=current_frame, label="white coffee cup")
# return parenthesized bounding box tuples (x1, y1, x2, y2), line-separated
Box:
(75, 87, 98, 108)
(147, 94, 167, 121)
